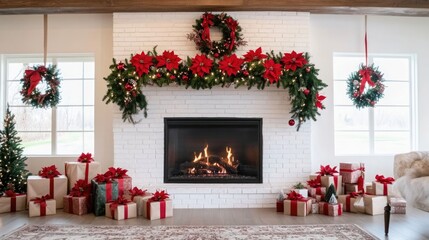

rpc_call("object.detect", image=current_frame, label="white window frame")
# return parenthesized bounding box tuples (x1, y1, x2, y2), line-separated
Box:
(0, 53, 95, 157)
(333, 53, 418, 156)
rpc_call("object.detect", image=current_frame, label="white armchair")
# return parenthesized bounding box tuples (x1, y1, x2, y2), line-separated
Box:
(394, 151, 429, 212)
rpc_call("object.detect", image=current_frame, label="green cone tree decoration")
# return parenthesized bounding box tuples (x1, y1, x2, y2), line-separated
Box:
(0, 105, 30, 194)
(324, 183, 337, 203)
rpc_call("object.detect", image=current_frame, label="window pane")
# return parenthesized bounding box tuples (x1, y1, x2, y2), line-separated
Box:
(58, 62, 83, 79)
(374, 107, 410, 131)
(374, 132, 410, 154)
(57, 132, 83, 154)
(59, 80, 83, 106)
(21, 132, 51, 155)
(335, 106, 369, 130)
(57, 106, 83, 131)
(6, 81, 22, 105)
(373, 58, 409, 81)
(335, 132, 370, 155)
(377, 82, 409, 106)
(7, 63, 25, 80)
(84, 132, 94, 153)
(334, 80, 351, 105)
(84, 62, 95, 79)
(333, 56, 365, 80)
(84, 106, 94, 131)
(10, 107, 51, 131)
(83, 80, 94, 105)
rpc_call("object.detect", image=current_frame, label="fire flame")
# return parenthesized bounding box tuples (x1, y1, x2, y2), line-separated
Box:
(188, 145, 238, 175)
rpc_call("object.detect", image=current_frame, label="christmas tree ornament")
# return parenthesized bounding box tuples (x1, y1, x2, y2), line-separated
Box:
(288, 119, 295, 126)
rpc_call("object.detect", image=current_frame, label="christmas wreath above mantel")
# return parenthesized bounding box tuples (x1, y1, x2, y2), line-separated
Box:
(103, 12, 327, 131)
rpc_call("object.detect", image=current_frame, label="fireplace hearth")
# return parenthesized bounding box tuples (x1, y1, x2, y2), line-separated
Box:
(164, 118, 263, 183)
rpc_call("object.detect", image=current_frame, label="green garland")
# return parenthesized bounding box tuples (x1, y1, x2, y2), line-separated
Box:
(103, 48, 327, 130)
(20, 65, 61, 108)
(187, 12, 246, 58)
(346, 64, 385, 108)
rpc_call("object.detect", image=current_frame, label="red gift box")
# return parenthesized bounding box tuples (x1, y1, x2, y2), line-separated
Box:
(318, 202, 343, 216)
(276, 201, 284, 212)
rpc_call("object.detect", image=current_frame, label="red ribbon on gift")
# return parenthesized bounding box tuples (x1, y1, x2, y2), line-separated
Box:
(109, 196, 130, 219)
(31, 194, 51, 216)
(5, 190, 24, 212)
(38, 165, 60, 198)
(129, 187, 147, 201)
(146, 199, 167, 219)
(78, 153, 94, 184)
(316, 165, 338, 176)
(25, 66, 47, 95)
(287, 191, 308, 216)
(307, 178, 321, 188)
(375, 175, 395, 195)
(67, 197, 74, 213)
(226, 17, 238, 51)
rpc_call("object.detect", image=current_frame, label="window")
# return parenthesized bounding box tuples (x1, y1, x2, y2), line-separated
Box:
(333, 54, 417, 155)
(2, 55, 95, 156)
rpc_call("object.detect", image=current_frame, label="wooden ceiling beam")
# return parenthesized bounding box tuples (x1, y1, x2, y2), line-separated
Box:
(1, 0, 429, 16)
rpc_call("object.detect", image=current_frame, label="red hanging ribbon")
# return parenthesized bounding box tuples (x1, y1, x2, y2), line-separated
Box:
(290, 200, 298, 216)
(25, 66, 46, 95)
(84, 162, 89, 184)
(226, 17, 238, 51)
(106, 183, 112, 202)
(160, 200, 166, 219)
(201, 13, 214, 43)
(358, 68, 375, 95)
(49, 177, 54, 198)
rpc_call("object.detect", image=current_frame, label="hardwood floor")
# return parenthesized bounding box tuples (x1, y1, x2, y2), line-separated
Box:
(1, 206, 428, 240)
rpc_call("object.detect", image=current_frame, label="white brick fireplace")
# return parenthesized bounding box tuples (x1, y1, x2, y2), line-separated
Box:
(113, 12, 312, 208)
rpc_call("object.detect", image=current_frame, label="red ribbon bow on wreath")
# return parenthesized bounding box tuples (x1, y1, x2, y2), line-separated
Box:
(316, 165, 338, 176)
(225, 17, 238, 51)
(375, 175, 395, 184)
(25, 66, 47, 95)
(150, 190, 169, 201)
(38, 165, 61, 178)
(286, 191, 304, 200)
(69, 180, 91, 197)
(78, 152, 94, 163)
(358, 67, 375, 95)
(307, 178, 322, 188)
(201, 13, 214, 43)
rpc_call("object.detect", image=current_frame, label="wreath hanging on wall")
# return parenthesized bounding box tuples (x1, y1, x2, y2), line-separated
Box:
(103, 12, 328, 131)
(187, 12, 247, 58)
(346, 64, 384, 108)
(20, 65, 61, 108)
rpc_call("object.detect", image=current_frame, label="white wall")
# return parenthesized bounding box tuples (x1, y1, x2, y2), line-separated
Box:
(113, 12, 311, 208)
(0, 14, 114, 173)
(310, 15, 429, 180)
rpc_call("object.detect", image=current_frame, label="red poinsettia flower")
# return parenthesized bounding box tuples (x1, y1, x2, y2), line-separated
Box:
(150, 190, 170, 201)
(315, 93, 326, 109)
(316, 165, 338, 176)
(307, 178, 321, 188)
(156, 51, 181, 71)
(243, 47, 267, 62)
(128, 187, 148, 200)
(190, 54, 213, 77)
(218, 54, 244, 76)
(69, 179, 91, 197)
(78, 152, 94, 163)
(130, 51, 153, 77)
(286, 190, 304, 200)
(263, 59, 283, 83)
(282, 51, 307, 71)
(94, 173, 113, 183)
(106, 167, 128, 179)
(38, 165, 61, 178)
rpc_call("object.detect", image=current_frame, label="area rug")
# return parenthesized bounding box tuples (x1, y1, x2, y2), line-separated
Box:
(2, 224, 378, 240)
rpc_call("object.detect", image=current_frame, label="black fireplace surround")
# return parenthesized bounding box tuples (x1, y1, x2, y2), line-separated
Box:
(164, 118, 263, 183)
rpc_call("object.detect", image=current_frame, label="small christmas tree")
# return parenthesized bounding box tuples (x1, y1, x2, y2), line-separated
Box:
(324, 184, 337, 203)
(0, 105, 30, 194)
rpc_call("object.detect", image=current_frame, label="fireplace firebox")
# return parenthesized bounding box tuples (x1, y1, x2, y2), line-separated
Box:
(164, 118, 263, 183)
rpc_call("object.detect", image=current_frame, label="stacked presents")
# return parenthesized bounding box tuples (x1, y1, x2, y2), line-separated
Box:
(0, 152, 173, 221)
(277, 163, 406, 217)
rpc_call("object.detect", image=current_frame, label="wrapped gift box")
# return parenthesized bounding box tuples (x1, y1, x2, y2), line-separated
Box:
(339, 163, 364, 184)
(364, 195, 387, 215)
(91, 180, 119, 216)
(338, 195, 365, 213)
(311, 203, 319, 214)
(308, 187, 326, 197)
(283, 199, 312, 217)
(391, 206, 406, 214)
(315, 195, 324, 202)
(372, 182, 393, 196)
(0, 194, 26, 213)
(276, 200, 284, 212)
(27, 175, 67, 209)
(308, 197, 317, 204)
(114, 177, 132, 196)
(366, 185, 374, 195)
(129, 194, 152, 216)
(105, 202, 137, 220)
(29, 199, 56, 217)
(343, 183, 359, 194)
(318, 202, 343, 216)
(63, 195, 90, 215)
(142, 199, 173, 220)
(389, 197, 406, 207)
(320, 175, 342, 195)
(65, 161, 101, 191)
(290, 189, 308, 198)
